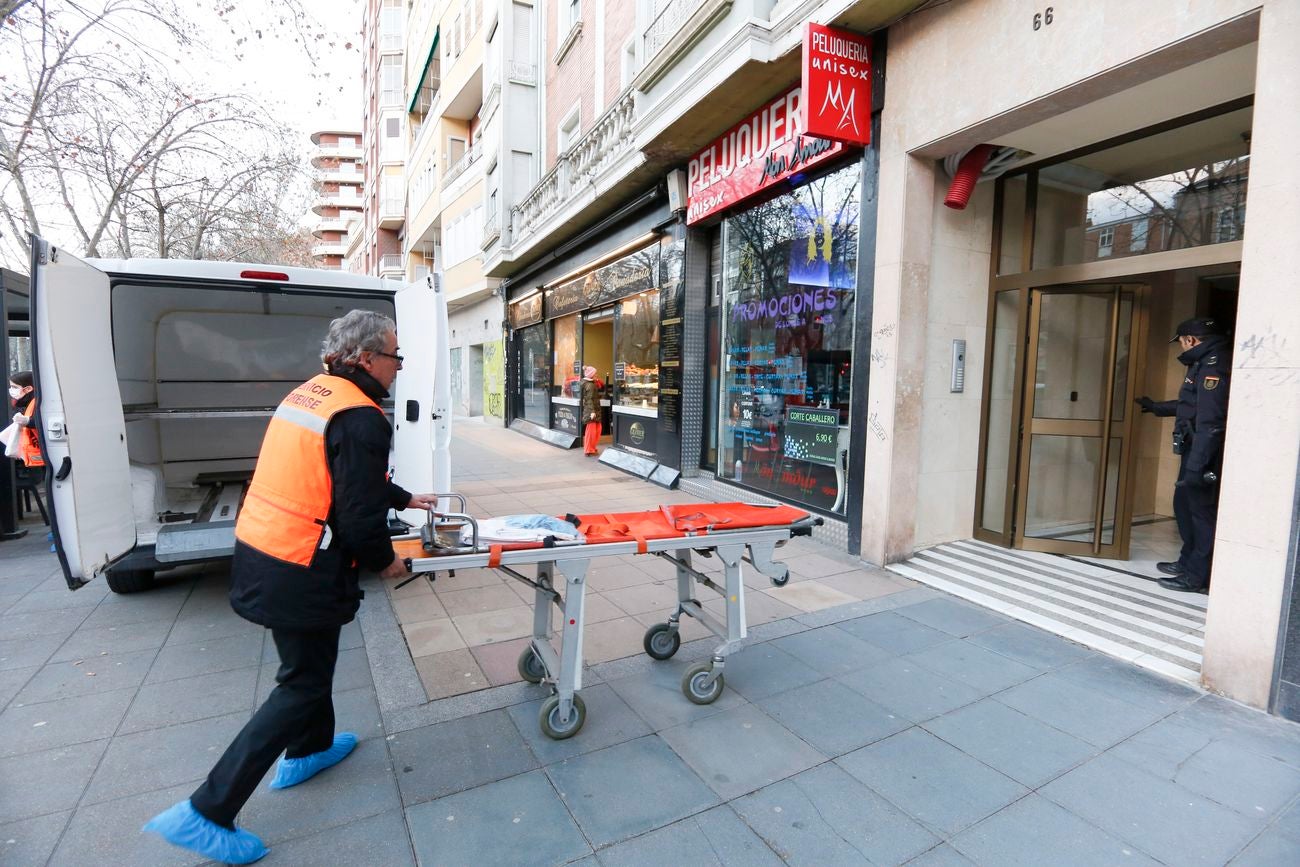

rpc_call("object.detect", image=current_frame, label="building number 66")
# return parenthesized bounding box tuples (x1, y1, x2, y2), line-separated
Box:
(1033, 7, 1055, 30)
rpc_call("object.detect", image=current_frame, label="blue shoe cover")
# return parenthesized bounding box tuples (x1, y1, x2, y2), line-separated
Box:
(269, 732, 358, 789)
(46, 531, 53, 541)
(142, 800, 267, 864)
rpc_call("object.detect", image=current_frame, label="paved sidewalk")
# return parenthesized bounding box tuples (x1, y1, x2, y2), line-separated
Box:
(1, 423, 1299, 865)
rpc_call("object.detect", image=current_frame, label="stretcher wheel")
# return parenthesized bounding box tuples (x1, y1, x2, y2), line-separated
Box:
(771, 569, 790, 588)
(643, 623, 681, 660)
(517, 647, 546, 684)
(682, 662, 724, 705)
(539, 693, 586, 740)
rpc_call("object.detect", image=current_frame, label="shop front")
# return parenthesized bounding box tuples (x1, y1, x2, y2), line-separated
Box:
(505, 215, 687, 478)
(682, 69, 874, 521)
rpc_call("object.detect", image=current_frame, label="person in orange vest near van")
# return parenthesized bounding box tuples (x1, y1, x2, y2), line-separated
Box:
(145, 310, 439, 864)
(9, 370, 44, 469)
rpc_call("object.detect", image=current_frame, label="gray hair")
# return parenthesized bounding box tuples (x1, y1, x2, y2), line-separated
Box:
(321, 310, 396, 367)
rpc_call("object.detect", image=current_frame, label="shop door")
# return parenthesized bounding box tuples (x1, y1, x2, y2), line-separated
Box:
(1013, 285, 1147, 558)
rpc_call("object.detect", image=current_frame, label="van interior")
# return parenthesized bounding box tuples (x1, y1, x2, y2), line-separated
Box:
(111, 281, 394, 551)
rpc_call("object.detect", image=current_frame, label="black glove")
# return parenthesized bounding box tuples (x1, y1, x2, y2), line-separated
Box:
(1135, 396, 1156, 414)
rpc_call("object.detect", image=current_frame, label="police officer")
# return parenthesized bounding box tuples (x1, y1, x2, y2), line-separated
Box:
(1135, 317, 1231, 594)
(144, 311, 439, 863)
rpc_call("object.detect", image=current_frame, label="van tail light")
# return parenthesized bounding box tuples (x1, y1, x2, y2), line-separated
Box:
(240, 270, 290, 281)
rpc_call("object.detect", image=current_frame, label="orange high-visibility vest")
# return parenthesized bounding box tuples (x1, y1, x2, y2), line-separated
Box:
(235, 374, 380, 566)
(18, 400, 44, 468)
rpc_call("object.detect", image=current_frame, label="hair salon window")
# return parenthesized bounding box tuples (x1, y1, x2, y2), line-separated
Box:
(552, 313, 580, 397)
(718, 162, 859, 514)
(516, 323, 549, 426)
(614, 291, 659, 409)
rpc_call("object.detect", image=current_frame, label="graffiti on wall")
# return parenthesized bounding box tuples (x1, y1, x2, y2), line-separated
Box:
(449, 347, 464, 416)
(483, 339, 505, 418)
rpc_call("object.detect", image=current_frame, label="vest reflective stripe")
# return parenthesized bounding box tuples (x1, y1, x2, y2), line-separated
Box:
(235, 374, 380, 566)
(18, 401, 44, 468)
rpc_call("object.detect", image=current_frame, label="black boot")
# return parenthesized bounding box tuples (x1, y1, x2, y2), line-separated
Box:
(1156, 561, 1184, 576)
(1158, 575, 1208, 594)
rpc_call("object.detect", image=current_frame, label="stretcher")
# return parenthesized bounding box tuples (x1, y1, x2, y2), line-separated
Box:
(392, 497, 821, 739)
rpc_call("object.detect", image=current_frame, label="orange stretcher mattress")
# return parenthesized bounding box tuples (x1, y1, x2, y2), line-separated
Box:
(394, 502, 811, 563)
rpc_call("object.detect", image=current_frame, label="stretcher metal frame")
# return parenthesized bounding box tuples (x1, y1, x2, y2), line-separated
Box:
(398, 505, 820, 739)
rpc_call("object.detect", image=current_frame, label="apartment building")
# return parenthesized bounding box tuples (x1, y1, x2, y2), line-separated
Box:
(470, 0, 1300, 721)
(357, 0, 408, 279)
(308, 130, 364, 270)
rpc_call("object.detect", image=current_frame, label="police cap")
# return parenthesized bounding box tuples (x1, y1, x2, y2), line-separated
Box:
(1170, 317, 1223, 343)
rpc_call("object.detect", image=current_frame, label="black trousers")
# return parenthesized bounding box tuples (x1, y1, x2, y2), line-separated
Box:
(1173, 458, 1220, 587)
(190, 625, 341, 828)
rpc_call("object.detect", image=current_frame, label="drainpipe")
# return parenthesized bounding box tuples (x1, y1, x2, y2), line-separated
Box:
(943, 144, 996, 210)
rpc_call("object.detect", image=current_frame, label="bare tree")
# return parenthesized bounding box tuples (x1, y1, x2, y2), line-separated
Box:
(0, 0, 351, 267)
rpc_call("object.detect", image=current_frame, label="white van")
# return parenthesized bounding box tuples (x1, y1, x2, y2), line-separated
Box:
(29, 237, 451, 593)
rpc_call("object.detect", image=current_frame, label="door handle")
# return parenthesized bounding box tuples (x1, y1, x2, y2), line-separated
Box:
(55, 456, 71, 481)
(406, 400, 419, 422)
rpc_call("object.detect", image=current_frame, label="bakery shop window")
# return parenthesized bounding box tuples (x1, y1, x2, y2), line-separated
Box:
(614, 290, 659, 410)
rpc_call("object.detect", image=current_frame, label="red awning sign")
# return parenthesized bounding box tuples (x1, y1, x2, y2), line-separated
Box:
(802, 22, 873, 147)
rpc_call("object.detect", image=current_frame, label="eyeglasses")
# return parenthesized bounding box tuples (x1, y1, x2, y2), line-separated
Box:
(374, 351, 404, 365)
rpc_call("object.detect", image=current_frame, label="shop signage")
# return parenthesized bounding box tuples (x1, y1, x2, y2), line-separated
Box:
(783, 406, 839, 466)
(801, 23, 872, 146)
(686, 86, 845, 225)
(509, 292, 542, 329)
(547, 243, 659, 319)
(551, 403, 579, 435)
(615, 412, 658, 456)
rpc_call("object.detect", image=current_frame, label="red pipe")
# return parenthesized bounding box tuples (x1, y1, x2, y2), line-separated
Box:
(944, 144, 996, 210)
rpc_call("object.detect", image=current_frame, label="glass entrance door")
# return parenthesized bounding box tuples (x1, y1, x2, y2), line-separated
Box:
(1013, 285, 1147, 557)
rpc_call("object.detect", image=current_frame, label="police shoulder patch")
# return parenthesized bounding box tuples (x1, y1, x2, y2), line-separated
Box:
(1204, 375, 1220, 390)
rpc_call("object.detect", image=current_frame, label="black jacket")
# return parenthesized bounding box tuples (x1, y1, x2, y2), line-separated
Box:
(1148, 335, 1231, 475)
(230, 366, 412, 630)
(580, 378, 601, 422)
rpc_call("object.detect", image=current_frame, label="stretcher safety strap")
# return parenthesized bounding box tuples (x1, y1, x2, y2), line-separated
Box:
(635, 536, 648, 554)
(488, 545, 503, 568)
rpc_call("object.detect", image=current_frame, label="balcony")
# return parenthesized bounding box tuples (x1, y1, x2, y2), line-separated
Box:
(482, 208, 501, 248)
(636, 0, 732, 91)
(312, 242, 349, 257)
(378, 254, 404, 277)
(311, 142, 362, 165)
(506, 60, 537, 85)
(313, 216, 357, 236)
(318, 166, 365, 184)
(378, 197, 405, 229)
(511, 88, 637, 248)
(312, 188, 365, 215)
(442, 141, 482, 189)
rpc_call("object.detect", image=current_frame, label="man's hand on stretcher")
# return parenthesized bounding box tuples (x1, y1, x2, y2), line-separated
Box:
(382, 493, 443, 579)
(380, 555, 409, 579)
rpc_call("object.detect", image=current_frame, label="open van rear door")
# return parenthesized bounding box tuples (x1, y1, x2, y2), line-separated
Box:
(391, 272, 452, 522)
(30, 238, 135, 588)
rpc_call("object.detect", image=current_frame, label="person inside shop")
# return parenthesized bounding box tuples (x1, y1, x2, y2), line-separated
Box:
(581, 365, 602, 457)
(1136, 317, 1232, 595)
(9, 370, 45, 470)
(143, 310, 440, 864)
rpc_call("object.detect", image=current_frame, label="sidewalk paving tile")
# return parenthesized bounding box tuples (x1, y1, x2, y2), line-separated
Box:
(145, 634, 262, 685)
(0, 634, 63, 671)
(0, 686, 135, 758)
(413, 647, 489, 700)
(82, 710, 250, 805)
(0, 609, 88, 641)
(903, 640, 1041, 695)
(118, 670, 258, 738)
(401, 618, 465, 657)
(838, 657, 985, 723)
(906, 844, 977, 866)
(595, 805, 784, 867)
(1170, 694, 1300, 769)
(241, 737, 401, 845)
(48, 620, 173, 663)
(713, 642, 824, 702)
(950, 793, 1161, 866)
(47, 781, 204, 867)
(607, 659, 746, 730)
(544, 736, 719, 848)
(966, 622, 1094, 670)
(1039, 753, 1265, 866)
(763, 581, 859, 612)
(0, 739, 108, 824)
(771, 625, 892, 676)
(469, 636, 533, 686)
(1231, 827, 1300, 866)
(332, 686, 385, 741)
(837, 728, 1028, 836)
(506, 682, 650, 765)
(388, 708, 538, 806)
(757, 678, 909, 757)
(732, 762, 937, 866)
(7, 586, 107, 614)
(259, 808, 414, 866)
(922, 698, 1097, 788)
(0, 810, 70, 867)
(994, 672, 1171, 748)
(658, 704, 825, 800)
(895, 598, 1011, 637)
(451, 606, 535, 647)
(833, 610, 955, 656)
(438, 584, 524, 618)
(1110, 720, 1300, 819)
(1052, 654, 1201, 714)
(163, 611, 264, 647)
(407, 770, 590, 866)
(15, 648, 156, 705)
(0, 664, 36, 709)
